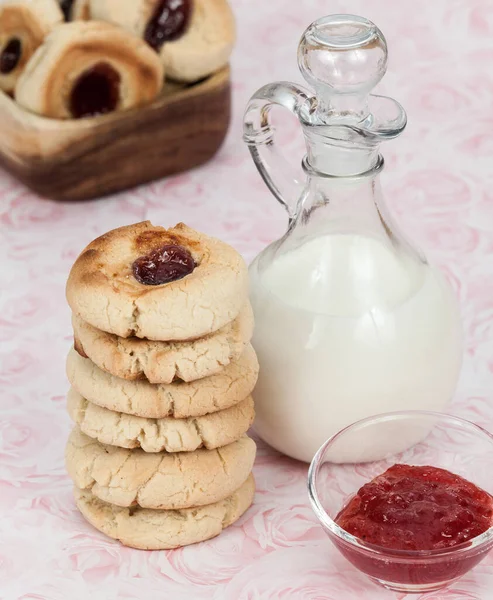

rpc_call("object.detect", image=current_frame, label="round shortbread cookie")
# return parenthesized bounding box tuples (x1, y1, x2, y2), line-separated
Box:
(90, 0, 235, 83)
(67, 388, 255, 453)
(72, 302, 254, 384)
(15, 22, 164, 119)
(66, 222, 248, 341)
(66, 344, 258, 419)
(0, 0, 63, 94)
(66, 427, 256, 510)
(75, 473, 255, 550)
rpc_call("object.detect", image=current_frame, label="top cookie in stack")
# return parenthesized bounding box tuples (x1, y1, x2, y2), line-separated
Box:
(65, 221, 258, 550)
(66, 220, 247, 341)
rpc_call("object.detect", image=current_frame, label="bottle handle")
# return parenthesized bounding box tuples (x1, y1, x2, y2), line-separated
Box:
(243, 82, 313, 220)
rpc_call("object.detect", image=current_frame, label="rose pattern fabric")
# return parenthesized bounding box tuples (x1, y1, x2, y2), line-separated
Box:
(1, 0, 493, 598)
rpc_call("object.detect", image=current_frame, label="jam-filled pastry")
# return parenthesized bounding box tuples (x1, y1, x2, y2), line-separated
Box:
(59, 0, 90, 21)
(0, 0, 63, 94)
(90, 0, 235, 82)
(66, 221, 249, 341)
(15, 21, 164, 119)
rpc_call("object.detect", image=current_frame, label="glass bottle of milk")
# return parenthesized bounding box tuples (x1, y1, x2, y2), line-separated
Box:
(243, 15, 463, 463)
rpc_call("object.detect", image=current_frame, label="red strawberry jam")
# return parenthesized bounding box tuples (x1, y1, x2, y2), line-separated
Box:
(69, 63, 121, 119)
(59, 0, 74, 20)
(0, 38, 21, 74)
(144, 0, 192, 51)
(336, 464, 493, 551)
(132, 244, 195, 285)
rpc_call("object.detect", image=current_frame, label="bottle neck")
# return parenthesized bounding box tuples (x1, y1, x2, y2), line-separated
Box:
(304, 129, 380, 177)
(294, 159, 393, 244)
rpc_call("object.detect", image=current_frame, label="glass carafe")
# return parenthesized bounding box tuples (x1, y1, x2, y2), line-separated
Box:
(243, 15, 463, 463)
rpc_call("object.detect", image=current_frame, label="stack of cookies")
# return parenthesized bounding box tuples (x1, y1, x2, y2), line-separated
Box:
(64, 221, 258, 550)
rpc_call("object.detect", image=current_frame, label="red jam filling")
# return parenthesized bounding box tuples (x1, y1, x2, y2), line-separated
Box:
(69, 63, 121, 119)
(336, 464, 493, 551)
(60, 0, 74, 20)
(0, 38, 22, 75)
(144, 0, 192, 51)
(132, 244, 195, 285)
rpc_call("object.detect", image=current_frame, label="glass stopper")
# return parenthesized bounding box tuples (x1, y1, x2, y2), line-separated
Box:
(298, 15, 388, 124)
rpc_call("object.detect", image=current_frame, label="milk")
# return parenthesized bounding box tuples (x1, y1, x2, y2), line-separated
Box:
(249, 234, 463, 463)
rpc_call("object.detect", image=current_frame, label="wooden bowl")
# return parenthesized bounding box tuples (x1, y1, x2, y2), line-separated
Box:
(0, 67, 231, 201)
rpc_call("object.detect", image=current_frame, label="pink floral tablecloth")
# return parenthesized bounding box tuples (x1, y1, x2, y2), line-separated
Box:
(2, 0, 493, 598)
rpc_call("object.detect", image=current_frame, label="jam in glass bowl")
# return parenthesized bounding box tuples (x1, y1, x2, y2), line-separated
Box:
(308, 411, 493, 593)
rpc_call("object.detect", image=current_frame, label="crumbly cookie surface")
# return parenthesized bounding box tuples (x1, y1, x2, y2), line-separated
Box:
(72, 302, 253, 384)
(66, 222, 248, 341)
(75, 473, 255, 550)
(66, 344, 258, 419)
(66, 427, 256, 509)
(67, 388, 255, 452)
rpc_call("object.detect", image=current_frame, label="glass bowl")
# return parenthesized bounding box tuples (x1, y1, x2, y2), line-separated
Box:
(308, 411, 493, 594)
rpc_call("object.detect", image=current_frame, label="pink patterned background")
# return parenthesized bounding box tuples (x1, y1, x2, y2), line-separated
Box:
(1, 0, 493, 598)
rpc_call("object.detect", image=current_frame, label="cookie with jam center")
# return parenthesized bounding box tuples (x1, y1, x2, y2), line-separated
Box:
(15, 21, 164, 119)
(66, 221, 248, 341)
(0, 0, 63, 94)
(90, 0, 235, 82)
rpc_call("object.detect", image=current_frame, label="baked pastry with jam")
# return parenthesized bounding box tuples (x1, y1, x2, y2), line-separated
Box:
(66, 221, 248, 341)
(59, 0, 90, 21)
(15, 21, 164, 119)
(90, 0, 235, 82)
(0, 0, 63, 94)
